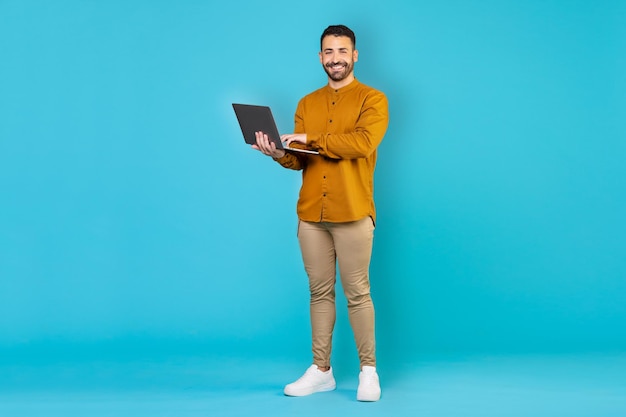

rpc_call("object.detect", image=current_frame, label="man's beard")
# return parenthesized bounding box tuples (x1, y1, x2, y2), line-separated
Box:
(323, 60, 354, 82)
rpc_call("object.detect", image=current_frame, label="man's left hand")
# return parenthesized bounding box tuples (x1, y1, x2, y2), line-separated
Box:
(281, 133, 307, 147)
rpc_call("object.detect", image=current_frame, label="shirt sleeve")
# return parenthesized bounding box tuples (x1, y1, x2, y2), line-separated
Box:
(273, 152, 305, 170)
(308, 90, 389, 159)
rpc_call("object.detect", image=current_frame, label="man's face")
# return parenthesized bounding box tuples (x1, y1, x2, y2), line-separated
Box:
(319, 35, 358, 82)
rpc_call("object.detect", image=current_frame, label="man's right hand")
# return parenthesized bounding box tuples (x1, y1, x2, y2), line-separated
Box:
(252, 131, 286, 159)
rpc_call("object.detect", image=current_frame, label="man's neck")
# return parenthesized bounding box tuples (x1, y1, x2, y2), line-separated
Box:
(328, 74, 355, 90)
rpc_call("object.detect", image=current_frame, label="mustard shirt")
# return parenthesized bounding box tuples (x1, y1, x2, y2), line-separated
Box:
(275, 79, 389, 223)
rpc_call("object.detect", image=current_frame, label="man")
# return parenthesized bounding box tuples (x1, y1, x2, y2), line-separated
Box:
(253, 24, 389, 402)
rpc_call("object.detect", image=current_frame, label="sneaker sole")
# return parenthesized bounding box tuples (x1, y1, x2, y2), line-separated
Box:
(357, 391, 381, 402)
(284, 381, 337, 397)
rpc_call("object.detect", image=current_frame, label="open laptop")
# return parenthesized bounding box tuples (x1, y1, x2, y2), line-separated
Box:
(232, 103, 319, 155)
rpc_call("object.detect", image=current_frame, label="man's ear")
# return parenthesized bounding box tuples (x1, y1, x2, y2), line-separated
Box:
(353, 49, 359, 63)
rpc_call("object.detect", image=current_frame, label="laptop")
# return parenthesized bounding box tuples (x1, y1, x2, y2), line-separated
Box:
(232, 103, 319, 155)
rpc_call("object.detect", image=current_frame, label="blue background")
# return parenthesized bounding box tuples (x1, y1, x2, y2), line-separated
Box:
(1, 0, 625, 371)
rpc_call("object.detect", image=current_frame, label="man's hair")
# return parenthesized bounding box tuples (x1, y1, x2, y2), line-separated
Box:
(320, 25, 356, 50)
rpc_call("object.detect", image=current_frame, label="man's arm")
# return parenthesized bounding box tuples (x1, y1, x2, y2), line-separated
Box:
(283, 91, 389, 160)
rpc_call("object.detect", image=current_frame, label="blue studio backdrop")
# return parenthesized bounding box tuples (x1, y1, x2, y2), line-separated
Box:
(1, 0, 625, 368)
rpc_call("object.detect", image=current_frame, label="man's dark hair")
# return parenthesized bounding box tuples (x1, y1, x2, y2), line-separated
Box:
(320, 25, 356, 50)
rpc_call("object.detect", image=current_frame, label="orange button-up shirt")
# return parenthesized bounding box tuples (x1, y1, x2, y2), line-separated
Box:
(275, 79, 389, 223)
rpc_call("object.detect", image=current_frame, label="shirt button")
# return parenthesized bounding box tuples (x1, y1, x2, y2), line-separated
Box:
(329, 120, 332, 123)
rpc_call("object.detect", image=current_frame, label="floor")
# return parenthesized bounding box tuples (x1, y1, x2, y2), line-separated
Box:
(1, 353, 625, 416)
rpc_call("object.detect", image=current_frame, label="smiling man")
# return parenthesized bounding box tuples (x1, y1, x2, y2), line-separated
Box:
(253, 25, 389, 402)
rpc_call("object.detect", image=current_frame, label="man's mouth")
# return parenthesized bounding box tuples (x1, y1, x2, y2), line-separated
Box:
(327, 62, 346, 71)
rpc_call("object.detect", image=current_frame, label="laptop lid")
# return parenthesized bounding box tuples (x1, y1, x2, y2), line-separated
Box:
(232, 103, 319, 154)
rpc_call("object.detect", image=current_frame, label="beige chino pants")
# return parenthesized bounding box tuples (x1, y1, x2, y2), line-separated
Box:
(297, 217, 376, 368)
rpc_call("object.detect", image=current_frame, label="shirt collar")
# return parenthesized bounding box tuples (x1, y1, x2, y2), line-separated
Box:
(326, 78, 360, 94)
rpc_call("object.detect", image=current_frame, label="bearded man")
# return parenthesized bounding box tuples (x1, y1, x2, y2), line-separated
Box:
(253, 24, 389, 402)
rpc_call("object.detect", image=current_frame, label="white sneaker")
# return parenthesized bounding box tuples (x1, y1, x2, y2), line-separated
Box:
(284, 365, 336, 397)
(357, 366, 381, 401)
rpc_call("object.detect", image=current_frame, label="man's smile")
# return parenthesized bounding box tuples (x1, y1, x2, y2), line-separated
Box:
(327, 62, 347, 70)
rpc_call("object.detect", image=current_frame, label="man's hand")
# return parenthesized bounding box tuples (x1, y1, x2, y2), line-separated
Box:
(252, 131, 286, 159)
(281, 133, 307, 147)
